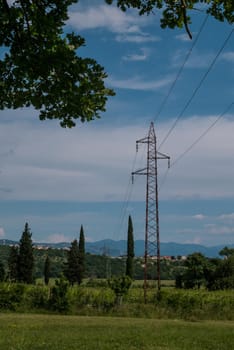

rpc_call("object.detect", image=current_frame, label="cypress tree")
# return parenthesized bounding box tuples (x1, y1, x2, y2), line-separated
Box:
(126, 215, 134, 279)
(44, 255, 51, 286)
(8, 245, 19, 282)
(64, 239, 80, 285)
(18, 222, 34, 284)
(78, 225, 85, 285)
(0, 260, 5, 282)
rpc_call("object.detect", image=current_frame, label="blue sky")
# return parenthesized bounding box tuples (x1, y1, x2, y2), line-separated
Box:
(0, 1, 234, 247)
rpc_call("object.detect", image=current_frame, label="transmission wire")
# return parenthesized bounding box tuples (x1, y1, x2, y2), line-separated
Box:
(158, 101, 234, 191)
(154, 14, 209, 123)
(158, 28, 234, 150)
(171, 101, 234, 167)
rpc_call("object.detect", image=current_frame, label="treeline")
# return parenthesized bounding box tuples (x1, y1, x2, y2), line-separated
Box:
(0, 221, 233, 291)
(177, 249, 234, 290)
(0, 217, 183, 283)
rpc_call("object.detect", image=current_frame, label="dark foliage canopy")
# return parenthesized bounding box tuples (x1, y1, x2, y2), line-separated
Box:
(0, 0, 114, 127)
(8, 245, 19, 282)
(77, 225, 85, 285)
(18, 222, 34, 284)
(126, 215, 134, 279)
(64, 239, 80, 285)
(0, 260, 5, 281)
(106, 1, 234, 39)
(44, 255, 51, 285)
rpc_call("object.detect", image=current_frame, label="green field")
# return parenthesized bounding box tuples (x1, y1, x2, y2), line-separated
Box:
(0, 314, 233, 350)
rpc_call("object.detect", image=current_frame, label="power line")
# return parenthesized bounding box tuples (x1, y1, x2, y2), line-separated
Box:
(171, 101, 234, 167)
(154, 14, 209, 123)
(129, 16, 209, 212)
(115, 21, 233, 240)
(114, 149, 138, 240)
(116, 15, 210, 235)
(115, 175, 134, 240)
(158, 101, 234, 191)
(158, 167, 170, 192)
(159, 28, 234, 150)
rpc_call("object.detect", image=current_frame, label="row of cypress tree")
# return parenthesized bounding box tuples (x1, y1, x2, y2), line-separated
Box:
(5, 215, 135, 285)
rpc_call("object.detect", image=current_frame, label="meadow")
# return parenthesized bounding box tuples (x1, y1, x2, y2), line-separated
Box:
(0, 281, 233, 349)
(0, 313, 233, 350)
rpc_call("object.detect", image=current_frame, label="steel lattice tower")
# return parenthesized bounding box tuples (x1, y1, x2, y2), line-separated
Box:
(132, 122, 170, 301)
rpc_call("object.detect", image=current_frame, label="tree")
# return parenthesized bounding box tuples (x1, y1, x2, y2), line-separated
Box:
(64, 226, 85, 285)
(183, 252, 208, 289)
(0, 260, 5, 282)
(108, 275, 132, 305)
(0, 0, 114, 128)
(106, 1, 234, 39)
(78, 225, 85, 285)
(44, 255, 51, 286)
(219, 246, 234, 258)
(64, 239, 80, 285)
(126, 215, 134, 279)
(7, 245, 19, 282)
(18, 222, 34, 284)
(49, 276, 70, 312)
(207, 254, 234, 290)
(1, 2, 233, 129)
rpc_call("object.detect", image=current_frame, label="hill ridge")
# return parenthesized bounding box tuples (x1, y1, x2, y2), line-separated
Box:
(1, 239, 233, 257)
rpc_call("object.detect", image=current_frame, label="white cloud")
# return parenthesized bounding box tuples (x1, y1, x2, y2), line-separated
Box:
(193, 214, 206, 220)
(0, 228, 5, 238)
(68, 5, 146, 34)
(123, 53, 147, 61)
(175, 33, 192, 42)
(1, 110, 234, 203)
(122, 48, 150, 61)
(218, 213, 234, 220)
(68, 4, 159, 43)
(107, 75, 172, 90)
(122, 53, 147, 61)
(176, 228, 199, 234)
(205, 224, 234, 235)
(155, 113, 234, 200)
(222, 52, 234, 62)
(47, 233, 72, 244)
(172, 49, 214, 69)
(116, 34, 160, 43)
(185, 237, 202, 244)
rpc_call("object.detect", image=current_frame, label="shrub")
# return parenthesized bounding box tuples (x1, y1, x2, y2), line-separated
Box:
(0, 283, 25, 310)
(49, 277, 70, 313)
(26, 285, 49, 309)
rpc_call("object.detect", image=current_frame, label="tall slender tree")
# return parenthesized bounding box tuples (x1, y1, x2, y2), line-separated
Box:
(78, 225, 85, 285)
(44, 255, 51, 286)
(18, 222, 34, 284)
(0, 260, 5, 282)
(126, 215, 134, 279)
(64, 239, 80, 285)
(8, 245, 19, 282)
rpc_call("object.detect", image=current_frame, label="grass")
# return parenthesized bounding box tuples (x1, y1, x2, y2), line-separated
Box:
(0, 314, 233, 350)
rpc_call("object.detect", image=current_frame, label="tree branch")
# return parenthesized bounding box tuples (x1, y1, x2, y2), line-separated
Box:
(181, 0, 192, 39)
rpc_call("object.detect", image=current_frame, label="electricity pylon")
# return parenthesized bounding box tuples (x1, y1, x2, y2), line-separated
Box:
(132, 122, 170, 302)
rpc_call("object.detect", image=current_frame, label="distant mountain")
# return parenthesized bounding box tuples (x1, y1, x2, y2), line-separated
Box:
(85, 240, 234, 258)
(0, 238, 233, 258)
(0, 239, 18, 246)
